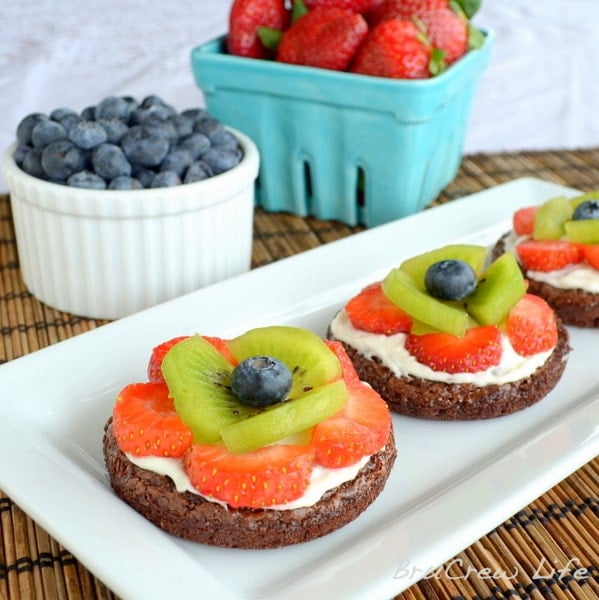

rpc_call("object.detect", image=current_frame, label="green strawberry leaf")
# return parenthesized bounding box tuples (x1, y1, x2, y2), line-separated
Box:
(429, 48, 447, 77)
(451, 0, 481, 19)
(292, 0, 309, 22)
(467, 25, 485, 50)
(257, 26, 284, 52)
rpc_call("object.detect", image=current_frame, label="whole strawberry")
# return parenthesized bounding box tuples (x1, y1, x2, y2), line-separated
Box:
(227, 0, 291, 59)
(304, 0, 381, 13)
(350, 19, 432, 79)
(370, 0, 447, 23)
(278, 7, 369, 71)
(371, 0, 468, 64)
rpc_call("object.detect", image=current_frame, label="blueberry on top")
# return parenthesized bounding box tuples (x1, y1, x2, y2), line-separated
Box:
(231, 356, 293, 408)
(573, 200, 599, 220)
(425, 259, 477, 301)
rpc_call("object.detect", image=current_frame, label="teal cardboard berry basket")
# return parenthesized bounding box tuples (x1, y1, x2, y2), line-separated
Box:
(191, 31, 493, 227)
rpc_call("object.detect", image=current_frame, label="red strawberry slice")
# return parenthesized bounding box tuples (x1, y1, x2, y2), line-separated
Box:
(112, 382, 193, 458)
(227, 0, 291, 59)
(516, 240, 584, 272)
(312, 341, 392, 468)
(513, 206, 539, 236)
(582, 244, 599, 270)
(325, 339, 362, 386)
(203, 335, 238, 366)
(345, 282, 412, 335)
(506, 293, 558, 356)
(277, 7, 369, 71)
(184, 443, 315, 509)
(405, 325, 502, 373)
(350, 18, 433, 79)
(147, 336, 189, 382)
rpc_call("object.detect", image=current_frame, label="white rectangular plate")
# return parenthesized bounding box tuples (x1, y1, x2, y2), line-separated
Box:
(0, 177, 597, 600)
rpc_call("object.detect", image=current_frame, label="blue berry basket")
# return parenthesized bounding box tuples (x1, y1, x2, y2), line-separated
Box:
(191, 30, 493, 227)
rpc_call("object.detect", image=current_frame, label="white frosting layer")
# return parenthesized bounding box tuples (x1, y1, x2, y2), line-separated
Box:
(128, 452, 369, 511)
(329, 310, 552, 386)
(505, 231, 599, 292)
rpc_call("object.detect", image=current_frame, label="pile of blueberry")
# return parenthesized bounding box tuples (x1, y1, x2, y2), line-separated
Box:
(13, 95, 243, 190)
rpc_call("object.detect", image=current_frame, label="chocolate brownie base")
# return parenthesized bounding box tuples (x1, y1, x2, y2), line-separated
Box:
(329, 320, 570, 420)
(493, 233, 599, 328)
(103, 420, 396, 549)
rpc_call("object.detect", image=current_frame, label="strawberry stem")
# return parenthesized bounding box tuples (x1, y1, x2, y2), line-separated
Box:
(451, 0, 481, 19)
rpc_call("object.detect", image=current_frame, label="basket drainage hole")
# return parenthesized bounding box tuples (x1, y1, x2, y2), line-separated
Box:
(303, 161, 313, 199)
(356, 166, 366, 208)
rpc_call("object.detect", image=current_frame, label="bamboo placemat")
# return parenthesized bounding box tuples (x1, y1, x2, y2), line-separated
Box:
(1, 148, 598, 600)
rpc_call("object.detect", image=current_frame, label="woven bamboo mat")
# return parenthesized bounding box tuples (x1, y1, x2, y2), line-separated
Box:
(1, 147, 598, 600)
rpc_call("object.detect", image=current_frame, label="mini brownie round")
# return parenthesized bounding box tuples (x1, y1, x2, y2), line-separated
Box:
(328, 243, 571, 421)
(103, 420, 396, 549)
(329, 319, 569, 420)
(103, 326, 397, 549)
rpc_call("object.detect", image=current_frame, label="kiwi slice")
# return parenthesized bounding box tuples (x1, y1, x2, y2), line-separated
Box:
(465, 253, 526, 325)
(398, 244, 488, 290)
(220, 380, 347, 453)
(570, 191, 599, 211)
(564, 219, 599, 244)
(382, 268, 470, 337)
(161, 335, 256, 444)
(227, 326, 342, 398)
(533, 196, 573, 240)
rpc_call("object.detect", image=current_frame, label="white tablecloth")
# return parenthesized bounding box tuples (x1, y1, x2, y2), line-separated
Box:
(1, 1, 598, 192)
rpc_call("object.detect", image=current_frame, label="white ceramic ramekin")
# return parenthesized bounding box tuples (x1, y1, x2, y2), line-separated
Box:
(2, 129, 259, 320)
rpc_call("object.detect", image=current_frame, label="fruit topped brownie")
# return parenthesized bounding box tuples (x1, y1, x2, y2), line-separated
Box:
(328, 244, 570, 420)
(103, 325, 396, 549)
(492, 191, 599, 327)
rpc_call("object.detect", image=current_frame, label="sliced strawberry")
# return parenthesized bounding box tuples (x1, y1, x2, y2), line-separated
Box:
(313, 340, 392, 468)
(512, 206, 539, 236)
(147, 336, 189, 382)
(345, 282, 412, 334)
(405, 325, 502, 373)
(203, 335, 238, 366)
(516, 240, 584, 272)
(112, 382, 193, 458)
(184, 443, 315, 509)
(311, 383, 391, 468)
(506, 293, 558, 356)
(325, 339, 362, 386)
(582, 244, 599, 270)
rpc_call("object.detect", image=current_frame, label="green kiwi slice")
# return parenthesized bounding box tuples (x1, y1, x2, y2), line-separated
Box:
(465, 253, 526, 325)
(162, 327, 345, 448)
(220, 380, 347, 453)
(162, 335, 256, 444)
(226, 326, 342, 398)
(382, 268, 470, 337)
(398, 244, 488, 290)
(564, 219, 599, 244)
(533, 196, 573, 240)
